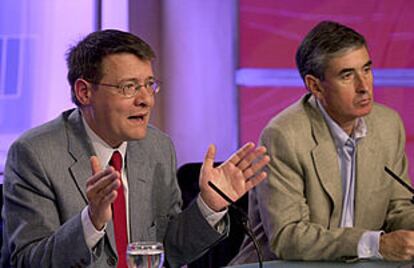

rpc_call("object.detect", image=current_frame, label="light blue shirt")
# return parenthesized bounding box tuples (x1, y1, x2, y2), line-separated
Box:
(313, 97, 383, 259)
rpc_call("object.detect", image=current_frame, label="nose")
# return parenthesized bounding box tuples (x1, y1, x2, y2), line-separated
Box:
(355, 72, 371, 94)
(133, 88, 155, 108)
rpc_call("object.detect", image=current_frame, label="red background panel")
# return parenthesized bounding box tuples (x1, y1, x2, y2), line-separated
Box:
(239, 87, 306, 144)
(239, 0, 414, 180)
(239, 0, 414, 68)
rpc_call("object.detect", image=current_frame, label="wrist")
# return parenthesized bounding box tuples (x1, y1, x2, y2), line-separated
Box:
(88, 206, 105, 231)
(200, 192, 225, 212)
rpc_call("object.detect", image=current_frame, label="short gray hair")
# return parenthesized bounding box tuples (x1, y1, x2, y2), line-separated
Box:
(296, 21, 367, 81)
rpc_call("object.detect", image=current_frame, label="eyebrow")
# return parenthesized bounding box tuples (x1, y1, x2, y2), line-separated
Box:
(364, 60, 373, 68)
(119, 76, 155, 83)
(337, 60, 373, 76)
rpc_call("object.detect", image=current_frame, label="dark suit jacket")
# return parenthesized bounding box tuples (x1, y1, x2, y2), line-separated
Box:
(1, 109, 225, 268)
(231, 94, 414, 263)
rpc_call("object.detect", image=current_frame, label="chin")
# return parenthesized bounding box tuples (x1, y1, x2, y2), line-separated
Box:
(357, 109, 372, 118)
(136, 129, 148, 140)
(131, 132, 147, 140)
(363, 105, 373, 115)
(121, 129, 147, 141)
(355, 103, 373, 116)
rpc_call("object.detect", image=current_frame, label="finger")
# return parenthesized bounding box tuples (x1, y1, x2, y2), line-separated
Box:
(245, 171, 268, 191)
(226, 142, 255, 166)
(90, 156, 102, 175)
(202, 144, 216, 170)
(86, 167, 116, 187)
(98, 176, 121, 197)
(101, 190, 118, 205)
(237, 146, 268, 171)
(243, 155, 270, 179)
(87, 174, 120, 203)
(87, 171, 119, 197)
(99, 180, 121, 204)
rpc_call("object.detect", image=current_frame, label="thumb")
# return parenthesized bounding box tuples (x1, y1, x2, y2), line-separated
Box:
(202, 144, 216, 170)
(90, 156, 102, 175)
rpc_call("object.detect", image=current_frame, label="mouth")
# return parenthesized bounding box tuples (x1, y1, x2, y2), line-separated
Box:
(128, 114, 147, 123)
(357, 98, 372, 106)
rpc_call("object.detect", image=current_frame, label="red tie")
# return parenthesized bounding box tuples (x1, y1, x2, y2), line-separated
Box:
(110, 151, 128, 268)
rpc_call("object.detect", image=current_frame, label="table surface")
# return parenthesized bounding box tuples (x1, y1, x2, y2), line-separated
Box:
(225, 260, 414, 268)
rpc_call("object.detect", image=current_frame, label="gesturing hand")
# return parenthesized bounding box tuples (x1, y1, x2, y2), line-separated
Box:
(86, 156, 121, 230)
(199, 142, 270, 212)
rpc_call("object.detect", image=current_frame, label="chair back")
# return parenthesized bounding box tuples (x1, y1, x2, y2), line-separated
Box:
(176, 162, 248, 268)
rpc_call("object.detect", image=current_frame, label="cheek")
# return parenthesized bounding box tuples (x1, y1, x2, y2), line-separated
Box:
(144, 95, 156, 108)
(325, 92, 352, 111)
(99, 103, 128, 125)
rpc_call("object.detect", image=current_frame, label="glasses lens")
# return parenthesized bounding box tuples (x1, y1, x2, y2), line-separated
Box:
(119, 79, 160, 97)
(121, 82, 137, 97)
(147, 80, 160, 94)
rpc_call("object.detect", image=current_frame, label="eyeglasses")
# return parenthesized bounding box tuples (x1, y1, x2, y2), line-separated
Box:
(89, 78, 161, 98)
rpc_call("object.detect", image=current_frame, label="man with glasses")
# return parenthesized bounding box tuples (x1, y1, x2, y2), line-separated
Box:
(1, 30, 269, 268)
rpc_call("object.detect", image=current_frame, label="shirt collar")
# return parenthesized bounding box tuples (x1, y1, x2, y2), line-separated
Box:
(81, 114, 127, 168)
(309, 95, 367, 148)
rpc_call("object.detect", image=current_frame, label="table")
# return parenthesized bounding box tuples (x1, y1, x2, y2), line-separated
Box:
(225, 260, 414, 268)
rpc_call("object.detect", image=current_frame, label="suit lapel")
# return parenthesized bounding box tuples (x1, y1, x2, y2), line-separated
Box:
(354, 118, 380, 226)
(66, 109, 95, 204)
(305, 99, 343, 227)
(126, 141, 153, 242)
(65, 110, 119, 255)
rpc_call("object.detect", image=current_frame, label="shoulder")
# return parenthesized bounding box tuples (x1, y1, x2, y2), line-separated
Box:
(5, 109, 78, 185)
(262, 94, 313, 138)
(364, 103, 406, 147)
(259, 94, 319, 158)
(369, 102, 401, 121)
(146, 124, 174, 147)
(10, 109, 76, 152)
(128, 124, 175, 158)
(367, 103, 404, 131)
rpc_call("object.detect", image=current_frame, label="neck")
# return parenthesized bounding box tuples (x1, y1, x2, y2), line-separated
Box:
(340, 122, 355, 136)
(81, 108, 122, 148)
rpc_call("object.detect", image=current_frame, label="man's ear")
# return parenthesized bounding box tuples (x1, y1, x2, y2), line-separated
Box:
(304, 74, 323, 99)
(74, 79, 92, 105)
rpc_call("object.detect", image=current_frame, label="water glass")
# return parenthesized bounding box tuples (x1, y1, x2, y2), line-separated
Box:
(127, 241, 164, 268)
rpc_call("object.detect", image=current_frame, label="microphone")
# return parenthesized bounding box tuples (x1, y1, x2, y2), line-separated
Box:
(384, 166, 414, 203)
(208, 181, 263, 268)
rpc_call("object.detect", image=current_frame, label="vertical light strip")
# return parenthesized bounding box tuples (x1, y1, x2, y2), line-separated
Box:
(101, 0, 129, 31)
(95, 0, 102, 31)
(30, 0, 95, 126)
(163, 1, 238, 166)
(0, 38, 5, 95)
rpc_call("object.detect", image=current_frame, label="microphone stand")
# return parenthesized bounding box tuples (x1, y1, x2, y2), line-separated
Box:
(384, 166, 414, 203)
(208, 181, 263, 268)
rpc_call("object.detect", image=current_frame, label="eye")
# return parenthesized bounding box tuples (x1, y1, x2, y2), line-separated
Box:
(146, 79, 161, 91)
(122, 82, 137, 90)
(341, 72, 353, 80)
(363, 65, 372, 74)
(146, 80, 155, 88)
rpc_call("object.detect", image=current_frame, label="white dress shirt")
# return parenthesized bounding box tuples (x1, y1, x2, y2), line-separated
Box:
(80, 116, 226, 250)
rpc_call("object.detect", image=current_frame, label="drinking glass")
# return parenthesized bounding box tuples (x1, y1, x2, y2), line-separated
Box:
(127, 241, 164, 268)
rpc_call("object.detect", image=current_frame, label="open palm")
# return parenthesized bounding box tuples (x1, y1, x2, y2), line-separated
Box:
(199, 143, 270, 212)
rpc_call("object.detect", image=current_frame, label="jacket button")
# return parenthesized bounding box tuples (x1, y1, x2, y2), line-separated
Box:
(107, 256, 116, 266)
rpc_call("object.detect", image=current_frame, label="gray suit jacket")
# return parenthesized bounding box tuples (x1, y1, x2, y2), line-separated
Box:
(231, 93, 414, 263)
(1, 109, 225, 268)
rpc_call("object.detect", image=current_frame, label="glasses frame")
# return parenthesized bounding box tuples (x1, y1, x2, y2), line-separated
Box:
(87, 78, 161, 98)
